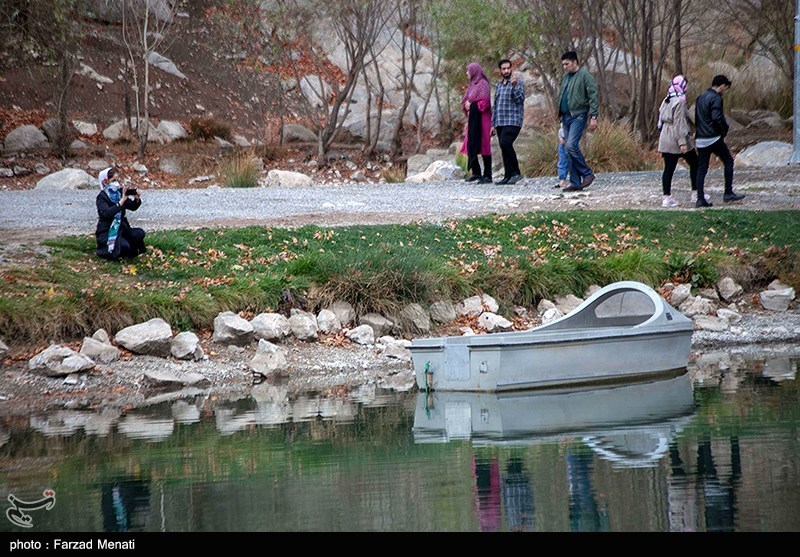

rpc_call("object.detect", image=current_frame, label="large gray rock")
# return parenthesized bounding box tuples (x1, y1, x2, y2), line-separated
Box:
(212, 311, 254, 346)
(115, 317, 174, 357)
(28, 345, 95, 377)
(288, 311, 318, 341)
(251, 312, 291, 341)
(458, 294, 499, 317)
(398, 303, 431, 334)
(170, 331, 204, 360)
(4, 125, 49, 152)
(264, 169, 312, 187)
(359, 313, 394, 337)
(345, 324, 375, 345)
(555, 294, 583, 315)
(316, 309, 342, 334)
(35, 168, 93, 190)
(429, 300, 457, 324)
(148, 51, 187, 79)
(735, 141, 792, 167)
(716, 277, 744, 302)
(156, 120, 188, 141)
(477, 312, 513, 332)
(79, 336, 120, 364)
(760, 288, 795, 312)
(282, 123, 317, 143)
(249, 339, 289, 376)
(329, 301, 356, 327)
(103, 118, 167, 143)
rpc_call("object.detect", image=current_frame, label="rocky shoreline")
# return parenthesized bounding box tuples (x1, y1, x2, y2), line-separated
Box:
(1, 291, 798, 419)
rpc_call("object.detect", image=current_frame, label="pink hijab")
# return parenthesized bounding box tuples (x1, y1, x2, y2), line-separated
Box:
(667, 75, 687, 103)
(464, 62, 491, 103)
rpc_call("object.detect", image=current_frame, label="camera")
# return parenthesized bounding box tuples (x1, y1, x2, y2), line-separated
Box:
(125, 188, 137, 196)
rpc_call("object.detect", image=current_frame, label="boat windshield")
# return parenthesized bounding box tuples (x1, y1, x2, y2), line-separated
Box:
(593, 290, 655, 324)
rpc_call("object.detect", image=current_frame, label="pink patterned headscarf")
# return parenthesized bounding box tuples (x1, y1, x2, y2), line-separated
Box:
(464, 62, 491, 103)
(667, 75, 687, 103)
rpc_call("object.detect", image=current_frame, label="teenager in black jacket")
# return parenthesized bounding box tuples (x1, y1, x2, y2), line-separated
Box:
(95, 167, 146, 260)
(694, 74, 745, 208)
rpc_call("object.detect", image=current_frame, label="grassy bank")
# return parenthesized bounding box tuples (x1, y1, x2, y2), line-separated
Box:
(1, 209, 799, 347)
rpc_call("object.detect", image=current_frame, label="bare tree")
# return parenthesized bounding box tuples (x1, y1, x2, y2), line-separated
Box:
(262, 0, 391, 166)
(121, 0, 179, 159)
(1, 0, 83, 157)
(713, 0, 794, 83)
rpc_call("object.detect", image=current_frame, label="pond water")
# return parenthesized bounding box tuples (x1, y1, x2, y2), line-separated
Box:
(1, 347, 798, 533)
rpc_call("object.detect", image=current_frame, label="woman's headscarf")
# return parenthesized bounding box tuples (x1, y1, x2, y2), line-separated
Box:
(667, 75, 687, 103)
(98, 167, 121, 202)
(98, 167, 110, 190)
(464, 62, 491, 103)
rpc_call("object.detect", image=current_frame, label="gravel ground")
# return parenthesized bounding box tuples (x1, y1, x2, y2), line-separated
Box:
(1, 165, 799, 416)
(1, 166, 799, 246)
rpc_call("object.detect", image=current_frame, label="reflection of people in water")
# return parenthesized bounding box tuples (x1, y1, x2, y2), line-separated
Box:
(667, 441, 699, 531)
(566, 448, 610, 532)
(101, 478, 151, 532)
(697, 436, 741, 532)
(472, 453, 501, 532)
(502, 456, 534, 531)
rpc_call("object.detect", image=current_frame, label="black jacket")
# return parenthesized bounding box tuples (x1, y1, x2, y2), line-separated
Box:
(694, 88, 729, 139)
(95, 190, 141, 258)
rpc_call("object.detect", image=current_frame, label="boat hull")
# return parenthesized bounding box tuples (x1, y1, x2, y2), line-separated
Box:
(411, 281, 694, 392)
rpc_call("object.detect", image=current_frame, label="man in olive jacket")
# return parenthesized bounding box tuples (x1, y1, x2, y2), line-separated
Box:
(558, 51, 599, 192)
(694, 74, 745, 207)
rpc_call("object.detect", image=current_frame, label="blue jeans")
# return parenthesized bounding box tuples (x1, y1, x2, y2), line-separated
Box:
(561, 114, 592, 187)
(557, 142, 568, 180)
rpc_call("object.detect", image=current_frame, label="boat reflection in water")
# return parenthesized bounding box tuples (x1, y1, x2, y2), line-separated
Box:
(413, 371, 696, 468)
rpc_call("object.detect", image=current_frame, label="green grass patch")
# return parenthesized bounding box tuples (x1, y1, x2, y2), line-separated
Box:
(2, 210, 799, 345)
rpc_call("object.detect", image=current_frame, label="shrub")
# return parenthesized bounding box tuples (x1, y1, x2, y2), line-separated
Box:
(188, 116, 232, 141)
(222, 151, 261, 188)
(381, 166, 407, 183)
(520, 121, 658, 178)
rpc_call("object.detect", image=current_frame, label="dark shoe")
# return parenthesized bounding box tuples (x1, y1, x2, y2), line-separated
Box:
(581, 173, 595, 188)
(723, 192, 745, 203)
(507, 174, 522, 185)
(563, 184, 584, 192)
(695, 199, 714, 208)
(495, 176, 510, 185)
(478, 177, 493, 184)
(465, 175, 481, 182)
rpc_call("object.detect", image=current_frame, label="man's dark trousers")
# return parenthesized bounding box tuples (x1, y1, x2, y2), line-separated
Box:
(496, 125, 521, 178)
(696, 138, 734, 197)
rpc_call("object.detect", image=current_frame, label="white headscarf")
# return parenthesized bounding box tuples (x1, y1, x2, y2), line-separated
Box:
(98, 167, 111, 190)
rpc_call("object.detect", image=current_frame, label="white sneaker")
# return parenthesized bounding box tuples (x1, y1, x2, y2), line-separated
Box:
(662, 196, 679, 208)
(690, 192, 710, 203)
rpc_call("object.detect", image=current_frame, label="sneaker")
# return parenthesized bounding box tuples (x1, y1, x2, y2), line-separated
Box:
(690, 191, 711, 204)
(661, 196, 679, 208)
(581, 173, 595, 188)
(563, 184, 584, 192)
(507, 174, 522, 185)
(695, 199, 713, 208)
(723, 192, 746, 203)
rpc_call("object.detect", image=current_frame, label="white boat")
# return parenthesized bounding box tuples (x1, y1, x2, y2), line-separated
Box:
(413, 373, 696, 467)
(410, 281, 693, 392)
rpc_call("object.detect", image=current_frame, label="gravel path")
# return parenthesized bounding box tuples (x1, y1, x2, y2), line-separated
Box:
(2, 167, 800, 246)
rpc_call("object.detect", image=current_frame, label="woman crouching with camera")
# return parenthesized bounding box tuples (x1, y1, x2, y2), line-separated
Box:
(95, 166, 146, 260)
